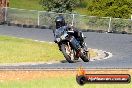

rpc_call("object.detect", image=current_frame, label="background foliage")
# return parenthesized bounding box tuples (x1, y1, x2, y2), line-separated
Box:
(40, 0, 80, 13)
(10, 0, 132, 19)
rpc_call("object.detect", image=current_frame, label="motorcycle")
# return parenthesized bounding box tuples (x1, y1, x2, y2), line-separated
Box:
(54, 27, 89, 63)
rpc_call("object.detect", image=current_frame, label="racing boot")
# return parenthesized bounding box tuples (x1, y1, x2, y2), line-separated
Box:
(82, 42, 88, 52)
(78, 32, 88, 52)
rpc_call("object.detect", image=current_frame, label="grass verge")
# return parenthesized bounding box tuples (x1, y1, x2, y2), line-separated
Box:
(0, 35, 63, 63)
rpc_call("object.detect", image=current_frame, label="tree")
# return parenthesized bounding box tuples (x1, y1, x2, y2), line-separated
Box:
(40, 0, 80, 13)
(86, 0, 132, 18)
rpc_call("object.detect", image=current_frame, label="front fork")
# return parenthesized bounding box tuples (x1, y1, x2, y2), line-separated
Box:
(58, 41, 71, 51)
(65, 42, 72, 54)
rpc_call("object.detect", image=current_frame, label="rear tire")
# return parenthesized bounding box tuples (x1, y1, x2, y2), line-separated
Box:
(80, 52, 89, 62)
(61, 44, 74, 63)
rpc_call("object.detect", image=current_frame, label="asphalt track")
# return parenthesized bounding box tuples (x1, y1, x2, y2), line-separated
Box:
(0, 25, 132, 69)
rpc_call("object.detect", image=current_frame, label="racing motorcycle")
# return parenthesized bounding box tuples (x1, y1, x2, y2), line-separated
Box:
(54, 27, 89, 63)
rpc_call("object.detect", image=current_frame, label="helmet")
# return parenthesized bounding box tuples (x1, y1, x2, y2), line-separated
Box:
(55, 16, 65, 29)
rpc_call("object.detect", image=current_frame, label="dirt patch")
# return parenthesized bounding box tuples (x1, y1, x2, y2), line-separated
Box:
(0, 70, 76, 81)
(0, 69, 131, 81)
(88, 49, 98, 59)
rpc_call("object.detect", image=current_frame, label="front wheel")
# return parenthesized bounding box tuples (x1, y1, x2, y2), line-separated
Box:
(61, 44, 75, 63)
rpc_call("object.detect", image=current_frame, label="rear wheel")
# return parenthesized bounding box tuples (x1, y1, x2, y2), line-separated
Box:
(80, 50, 89, 62)
(61, 44, 75, 63)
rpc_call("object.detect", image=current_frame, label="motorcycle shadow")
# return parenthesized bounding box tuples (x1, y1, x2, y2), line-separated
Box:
(60, 59, 81, 63)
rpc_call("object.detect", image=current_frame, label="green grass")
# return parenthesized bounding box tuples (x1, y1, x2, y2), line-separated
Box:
(10, 0, 44, 10)
(0, 35, 63, 63)
(0, 77, 131, 88)
(75, 8, 88, 15)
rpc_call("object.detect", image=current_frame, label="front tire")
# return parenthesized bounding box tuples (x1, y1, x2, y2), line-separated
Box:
(61, 44, 74, 63)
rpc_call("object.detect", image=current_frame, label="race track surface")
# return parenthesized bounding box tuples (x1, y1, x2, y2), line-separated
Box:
(0, 25, 132, 69)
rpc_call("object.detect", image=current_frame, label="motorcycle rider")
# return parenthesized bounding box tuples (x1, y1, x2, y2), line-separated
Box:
(54, 15, 88, 51)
